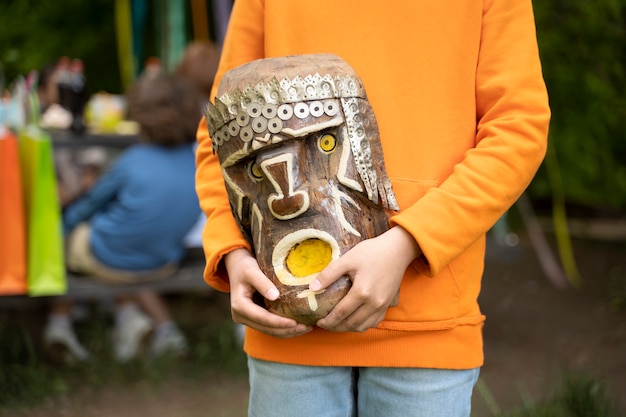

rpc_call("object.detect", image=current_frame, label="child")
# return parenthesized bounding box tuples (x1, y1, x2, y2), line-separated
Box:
(195, 2, 551, 416)
(45, 74, 204, 362)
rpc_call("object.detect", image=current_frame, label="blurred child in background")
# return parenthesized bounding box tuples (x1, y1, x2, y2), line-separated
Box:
(44, 73, 204, 362)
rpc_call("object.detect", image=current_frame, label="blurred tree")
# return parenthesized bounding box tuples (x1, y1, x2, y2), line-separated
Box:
(1, 0, 624, 212)
(531, 0, 626, 213)
(0, 0, 121, 93)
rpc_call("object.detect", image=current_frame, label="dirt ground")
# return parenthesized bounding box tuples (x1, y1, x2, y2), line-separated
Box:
(5, 230, 626, 417)
(477, 234, 626, 415)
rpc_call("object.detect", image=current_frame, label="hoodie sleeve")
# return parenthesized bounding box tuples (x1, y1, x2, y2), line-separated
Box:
(390, 0, 550, 277)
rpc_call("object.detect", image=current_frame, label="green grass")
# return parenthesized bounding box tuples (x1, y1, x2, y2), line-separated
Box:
(1, 293, 623, 416)
(0, 293, 247, 413)
(477, 372, 622, 417)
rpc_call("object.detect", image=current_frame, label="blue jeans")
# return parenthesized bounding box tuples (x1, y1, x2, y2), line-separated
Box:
(248, 357, 480, 417)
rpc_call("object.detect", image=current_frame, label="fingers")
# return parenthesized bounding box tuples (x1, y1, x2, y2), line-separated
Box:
(311, 248, 398, 332)
(311, 231, 413, 332)
(231, 299, 312, 338)
(231, 291, 313, 338)
(317, 307, 386, 333)
(316, 289, 389, 332)
(231, 283, 312, 338)
(225, 249, 313, 338)
(243, 262, 280, 301)
(309, 258, 348, 292)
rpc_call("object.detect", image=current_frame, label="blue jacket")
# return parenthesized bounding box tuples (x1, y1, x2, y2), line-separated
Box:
(63, 143, 201, 270)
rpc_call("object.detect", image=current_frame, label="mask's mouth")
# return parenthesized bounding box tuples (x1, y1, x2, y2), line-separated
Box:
(272, 229, 340, 286)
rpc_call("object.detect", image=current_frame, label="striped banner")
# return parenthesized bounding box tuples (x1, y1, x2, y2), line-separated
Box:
(158, 0, 187, 72)
(115, 0, 136, 91)
(191, 0, 210, 41)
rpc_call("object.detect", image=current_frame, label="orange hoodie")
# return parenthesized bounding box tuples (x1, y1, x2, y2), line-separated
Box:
(196, 0, 550, 368)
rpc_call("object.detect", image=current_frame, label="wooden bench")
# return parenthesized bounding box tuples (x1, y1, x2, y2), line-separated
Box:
(0, 252, 210, 309)
(57, 249, 211, 300)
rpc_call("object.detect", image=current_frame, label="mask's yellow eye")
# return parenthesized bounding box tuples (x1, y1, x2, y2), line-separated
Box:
(248, 160, 263, 181)
(318, 133, 337, 154)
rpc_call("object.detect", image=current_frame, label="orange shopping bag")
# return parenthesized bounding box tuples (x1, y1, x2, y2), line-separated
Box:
(0, 127, 28, 295)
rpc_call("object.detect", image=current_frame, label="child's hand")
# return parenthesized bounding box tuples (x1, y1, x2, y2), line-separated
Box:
(311, 226, 421, 332)
(224, 248, 312, 338)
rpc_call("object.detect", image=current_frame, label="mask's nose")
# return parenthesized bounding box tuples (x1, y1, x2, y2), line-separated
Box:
(261, 153, 310, 220)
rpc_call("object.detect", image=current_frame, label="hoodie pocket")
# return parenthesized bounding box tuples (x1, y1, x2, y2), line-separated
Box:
(378, 178, 484, 331)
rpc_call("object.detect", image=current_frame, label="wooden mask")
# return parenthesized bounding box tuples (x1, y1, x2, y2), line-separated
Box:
(206, 54, 399, 325)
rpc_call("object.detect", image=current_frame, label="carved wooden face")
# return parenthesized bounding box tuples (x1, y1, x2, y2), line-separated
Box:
(207, 54, 398, 324)
(220, 101, 390, 324)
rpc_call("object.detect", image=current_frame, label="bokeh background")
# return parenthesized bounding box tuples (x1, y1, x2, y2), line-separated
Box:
(1, 1, 625, 416)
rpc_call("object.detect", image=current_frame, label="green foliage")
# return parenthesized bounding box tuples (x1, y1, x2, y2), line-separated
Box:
(0, 319, 67, 407)
(560, 373, 619, 417)
(509, 373, 620, 417)
(1, 0, 624, 210)
(0, 295, 246, 413)
(531, 0, 626, 211)
(478, 373, 622, 417)
(0, 0, 121, 93)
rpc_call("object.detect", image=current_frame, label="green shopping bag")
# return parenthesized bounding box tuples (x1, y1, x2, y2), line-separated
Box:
(19, 126, 66, 296)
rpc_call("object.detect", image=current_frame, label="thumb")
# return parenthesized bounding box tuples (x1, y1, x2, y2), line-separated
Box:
(309, 259, 347, 292)
(227, 248, 280, 301)
(264, 285, 280, 301)
(246, 265, 280, 301)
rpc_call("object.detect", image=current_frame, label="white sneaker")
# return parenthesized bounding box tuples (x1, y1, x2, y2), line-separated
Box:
(112, 306, 153, 362)
(44, 320, 91, 363)
(150, 325, 188, 358)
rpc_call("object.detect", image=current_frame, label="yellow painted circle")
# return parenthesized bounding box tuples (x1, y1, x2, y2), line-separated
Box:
(285, 238, 332, 278)
(318, 134, 337, 154)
